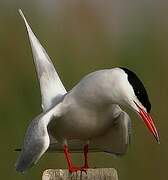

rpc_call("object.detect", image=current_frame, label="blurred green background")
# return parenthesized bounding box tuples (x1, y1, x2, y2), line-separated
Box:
(0, 0, 167, 179)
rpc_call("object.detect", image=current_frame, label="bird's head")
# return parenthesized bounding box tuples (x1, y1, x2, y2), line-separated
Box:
(111, 67, 159, 143)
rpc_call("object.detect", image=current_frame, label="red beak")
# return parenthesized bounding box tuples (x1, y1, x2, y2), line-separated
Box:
(135, 102, 160, 143)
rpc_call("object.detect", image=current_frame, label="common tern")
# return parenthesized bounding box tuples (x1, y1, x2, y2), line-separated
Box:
(15, 10, 159, 173)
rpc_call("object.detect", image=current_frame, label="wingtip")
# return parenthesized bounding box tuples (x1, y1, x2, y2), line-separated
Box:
(15, 159, 25, 174)
(18, 9, 26, 21)
(15, 156, 31, 174)
(18, 9, 23, 17)
(15, 165, 25, 174)
(18, 8, 32, 35)
(18, 8, 22, 14)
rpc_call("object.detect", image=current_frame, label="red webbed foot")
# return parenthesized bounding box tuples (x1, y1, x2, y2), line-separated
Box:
(68, 166, 81, 173)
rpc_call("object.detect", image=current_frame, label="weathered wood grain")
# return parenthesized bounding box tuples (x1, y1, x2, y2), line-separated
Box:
(42, 168, 118, 180)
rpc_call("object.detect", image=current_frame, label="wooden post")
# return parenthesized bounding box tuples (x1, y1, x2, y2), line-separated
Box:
(42, 168, 118, 180)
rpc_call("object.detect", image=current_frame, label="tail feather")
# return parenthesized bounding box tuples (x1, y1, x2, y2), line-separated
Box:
(15, 148, 21, 152)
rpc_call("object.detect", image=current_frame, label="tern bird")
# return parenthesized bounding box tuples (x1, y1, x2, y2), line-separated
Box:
(15, 9, 160, 173)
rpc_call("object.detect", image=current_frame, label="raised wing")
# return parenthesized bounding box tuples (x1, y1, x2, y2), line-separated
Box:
(19, 9, 67, 111)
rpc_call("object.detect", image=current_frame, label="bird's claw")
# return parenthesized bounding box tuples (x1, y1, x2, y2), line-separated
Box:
(69, 166, 81, 173)
(79, 167, 87, 174)
(68, 166, 88, 174)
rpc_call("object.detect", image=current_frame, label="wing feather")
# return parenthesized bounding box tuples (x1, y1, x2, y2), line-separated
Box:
(19, 9, 67, 111)
(15, 103, 62, 173)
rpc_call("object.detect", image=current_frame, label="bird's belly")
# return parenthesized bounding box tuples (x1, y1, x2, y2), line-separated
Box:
(48, 110, 113, 142)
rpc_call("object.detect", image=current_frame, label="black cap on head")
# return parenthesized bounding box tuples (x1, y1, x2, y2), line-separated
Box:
(120, 67, 151, 113)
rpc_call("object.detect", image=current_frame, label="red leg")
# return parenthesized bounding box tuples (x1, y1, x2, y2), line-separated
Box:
(63, 145, 80, 173)
(79, 144, 89, 174)
(83, 144, 89, 169)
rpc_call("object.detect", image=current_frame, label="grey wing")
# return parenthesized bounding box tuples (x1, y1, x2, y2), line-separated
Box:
(15, 104, 61, 173)
(91, 110, 132, 155)
(15, 132, 49, 173)
(19, 9, 67, 111)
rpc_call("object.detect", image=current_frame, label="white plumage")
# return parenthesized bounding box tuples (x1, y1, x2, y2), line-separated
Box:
(15, 10, 159, 173)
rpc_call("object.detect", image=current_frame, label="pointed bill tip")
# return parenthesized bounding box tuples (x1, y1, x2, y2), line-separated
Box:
(139, 109, 160, 144)
(134, 102, 160, 144)
(157, 139, 160, 144)
(154, 133, 160, 144)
